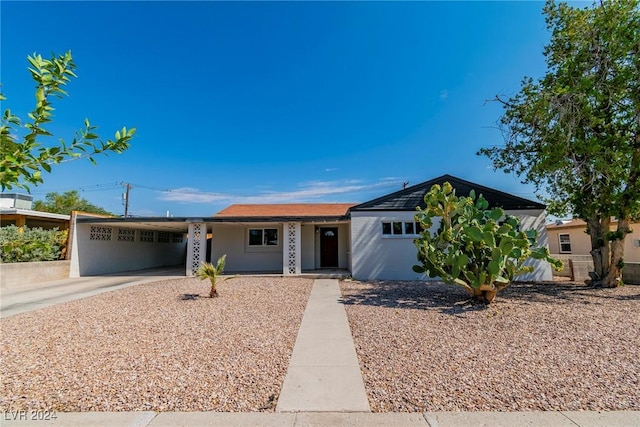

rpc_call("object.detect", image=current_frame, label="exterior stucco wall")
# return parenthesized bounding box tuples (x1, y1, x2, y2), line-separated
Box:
(350, 211, 429, 281)
(70, 224, 187, 277)
(211, 222, 349, 273)
(300, 224, 316, 270)
(548, 222, 640, 263)
(505, 209, 553, 281)
(1, 260, 70, 288)
(350, 209, 553, 282)
(211, 223, 283, 273)
(547, 224, 592, 256)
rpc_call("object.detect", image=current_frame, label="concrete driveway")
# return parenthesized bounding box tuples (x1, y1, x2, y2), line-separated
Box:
(0, 267, 185, 318)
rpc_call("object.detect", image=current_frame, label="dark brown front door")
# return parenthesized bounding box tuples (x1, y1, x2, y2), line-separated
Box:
(320, 227, 339, 268)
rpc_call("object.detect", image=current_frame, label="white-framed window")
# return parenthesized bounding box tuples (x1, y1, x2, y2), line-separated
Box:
(248, 228, 279, 246)
(559, 233, 572, 253)
(381, 221, 422, 237)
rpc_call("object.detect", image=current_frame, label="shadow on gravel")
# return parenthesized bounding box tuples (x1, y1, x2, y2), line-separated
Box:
(339, 281, 490, 316)
(504, 281, 640, 304)
(340, 280, 640, 315)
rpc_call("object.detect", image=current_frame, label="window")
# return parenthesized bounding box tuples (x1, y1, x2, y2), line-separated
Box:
(381, 221, 422, 237)
(249, 228, 278, 246)
(559, 234, 572, 253)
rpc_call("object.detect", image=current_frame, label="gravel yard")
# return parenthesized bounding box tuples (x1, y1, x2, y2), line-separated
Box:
(340, 280, 640, 412)
(0, 276, 313, 412)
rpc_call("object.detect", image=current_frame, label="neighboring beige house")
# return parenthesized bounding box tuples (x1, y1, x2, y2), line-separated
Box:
(547, 219, 640, 263)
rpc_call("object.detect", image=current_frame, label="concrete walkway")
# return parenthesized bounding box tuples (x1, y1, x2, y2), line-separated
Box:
(276, 279, 370, 412)
(0, 267, 184, 318)
(2, 275, 640, 426)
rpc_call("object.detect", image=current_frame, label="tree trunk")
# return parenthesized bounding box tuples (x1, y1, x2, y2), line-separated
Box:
(209, 281, 218, 298)
(603, 218, 630, 288)
(463, 283, 508, 304)
(587, 217, 610, 284)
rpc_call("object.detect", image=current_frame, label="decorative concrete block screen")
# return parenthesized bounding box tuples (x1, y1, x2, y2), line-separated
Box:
(186, 223, 206, 276)
(117, 228, 136, 242)
(139, 230, 154, 243)
(89, 226, 112, 241)
(284, 222, 300, 275)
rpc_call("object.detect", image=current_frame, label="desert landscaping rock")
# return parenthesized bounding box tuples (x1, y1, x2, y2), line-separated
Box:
(340, 280, 640, 412)
(0, 277, 313, 412)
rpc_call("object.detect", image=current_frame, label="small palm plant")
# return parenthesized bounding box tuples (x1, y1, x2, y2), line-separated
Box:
(196, 254, 227, 298)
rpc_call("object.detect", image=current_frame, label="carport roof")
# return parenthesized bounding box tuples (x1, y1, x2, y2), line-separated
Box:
(75, 215, 203, 232)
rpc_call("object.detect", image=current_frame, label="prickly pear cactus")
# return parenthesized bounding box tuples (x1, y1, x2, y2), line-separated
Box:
(413, 182, 562, 303)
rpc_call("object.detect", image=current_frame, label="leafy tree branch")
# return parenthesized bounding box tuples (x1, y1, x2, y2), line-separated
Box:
(1, 51, 135, 191)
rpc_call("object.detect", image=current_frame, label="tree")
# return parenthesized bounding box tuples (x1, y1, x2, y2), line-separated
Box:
(33, 190, 113, 215)
(478, 0, 640, 288)
(1, 51, 135, 192)
(413, 183, 561, 304)
(196, 255, 228, 298)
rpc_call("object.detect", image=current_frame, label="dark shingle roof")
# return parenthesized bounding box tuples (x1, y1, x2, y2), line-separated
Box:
(350, 175, 545, 212)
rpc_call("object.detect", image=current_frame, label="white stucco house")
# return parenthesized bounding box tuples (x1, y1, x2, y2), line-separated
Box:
(69, 175, 553, 281)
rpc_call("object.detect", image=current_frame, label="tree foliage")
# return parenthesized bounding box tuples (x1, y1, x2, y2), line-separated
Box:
(196, 255, 228, 298)
(478, 0, 640, 287)
(413, 183, 561, 303)
(1, 51, 135, 191)
(33, 190, 113, 216)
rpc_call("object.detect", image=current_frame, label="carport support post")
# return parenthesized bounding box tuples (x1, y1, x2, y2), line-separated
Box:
(283, 222, 301, 275)
(186, 221, 207, 276)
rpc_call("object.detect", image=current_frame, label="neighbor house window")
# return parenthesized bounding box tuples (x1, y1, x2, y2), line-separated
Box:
(249, 228, 279, 246)
(381, 221, 422, 236)
(559, 234, 572, 253)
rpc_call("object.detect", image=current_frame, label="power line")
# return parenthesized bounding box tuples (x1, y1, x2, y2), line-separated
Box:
(29, 182, 121, 194)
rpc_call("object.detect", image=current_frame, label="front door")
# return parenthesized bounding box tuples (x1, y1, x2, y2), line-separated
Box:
(320, 227, 339, 268)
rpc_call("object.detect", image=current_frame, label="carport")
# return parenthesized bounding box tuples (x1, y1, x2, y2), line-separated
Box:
(70, 214, 210, 277)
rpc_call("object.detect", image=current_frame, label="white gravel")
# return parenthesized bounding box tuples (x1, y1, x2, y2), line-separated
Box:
(0, 276, 313, 412)
(340, 280, 640, 412)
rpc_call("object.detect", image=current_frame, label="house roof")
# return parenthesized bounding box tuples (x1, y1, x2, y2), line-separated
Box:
(546, 218, 640, 230)
(546, 219, 587, 230)
(214, 203, 356, 222)
(0, 208, 70, 221)
(350, 174, 545, 212)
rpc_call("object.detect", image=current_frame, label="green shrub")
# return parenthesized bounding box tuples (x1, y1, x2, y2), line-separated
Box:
(0, 225, 68, 263)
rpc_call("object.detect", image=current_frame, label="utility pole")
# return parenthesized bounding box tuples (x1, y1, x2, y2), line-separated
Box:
(121, 182, 132, 217)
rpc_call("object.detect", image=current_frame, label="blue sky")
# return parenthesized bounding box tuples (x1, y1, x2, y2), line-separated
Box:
(2, 1, 580, 217)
